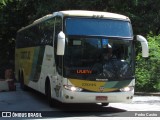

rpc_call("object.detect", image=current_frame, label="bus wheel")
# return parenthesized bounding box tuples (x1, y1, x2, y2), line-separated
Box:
(46, 82, 53, 107)
(45, 80, 60, 108)
(19, 72, 27, 90)
(101, 103, 109, 106)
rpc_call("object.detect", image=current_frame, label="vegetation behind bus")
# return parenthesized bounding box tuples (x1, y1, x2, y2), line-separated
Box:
(0, 0, 160, 92)
(136, 33, 160, 92)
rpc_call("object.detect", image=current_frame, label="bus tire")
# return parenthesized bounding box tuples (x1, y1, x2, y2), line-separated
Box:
(45, 80, 54, 107)
(101, 103, 109, 106)
(45, 79, 61, 107)
(19, 72, 27, 91)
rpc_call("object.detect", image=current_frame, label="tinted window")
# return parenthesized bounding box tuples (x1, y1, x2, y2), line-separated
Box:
(65, 18, 133, 38)
(16, 18, 55, 48)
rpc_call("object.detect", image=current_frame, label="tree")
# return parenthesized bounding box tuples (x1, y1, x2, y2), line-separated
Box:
(0, 0, 160, 91)
(136, 33, 160, 92)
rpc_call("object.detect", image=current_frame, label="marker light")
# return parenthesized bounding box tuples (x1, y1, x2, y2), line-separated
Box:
(120, 86, 134, 92)
(64, 85, 83, 92)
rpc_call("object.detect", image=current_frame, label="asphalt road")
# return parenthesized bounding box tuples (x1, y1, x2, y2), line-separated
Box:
(0, 83, 160, 119)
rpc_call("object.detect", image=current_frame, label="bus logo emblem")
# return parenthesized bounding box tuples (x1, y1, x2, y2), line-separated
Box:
(99, 86, 105, 92)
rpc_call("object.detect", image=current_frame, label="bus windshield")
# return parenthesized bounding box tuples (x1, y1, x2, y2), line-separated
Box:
(63, 17, 134, 81)
(65, 18, 133, 38)
(63, 37, 134, 81)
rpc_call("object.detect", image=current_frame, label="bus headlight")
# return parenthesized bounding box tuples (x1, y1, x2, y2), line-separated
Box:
(120, 86, 134, 92)
(64, 85, 83, 92)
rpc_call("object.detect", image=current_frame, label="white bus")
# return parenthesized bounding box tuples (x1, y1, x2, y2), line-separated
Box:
(15, 10, 149, 106)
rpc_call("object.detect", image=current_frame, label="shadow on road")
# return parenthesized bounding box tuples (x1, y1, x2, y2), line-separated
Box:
(26, 87, 127, 117)
(55, 103, 127, 117)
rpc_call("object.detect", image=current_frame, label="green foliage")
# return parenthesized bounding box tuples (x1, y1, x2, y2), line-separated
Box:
(136, 34, 160, 92)
(0, 0, 160, 91)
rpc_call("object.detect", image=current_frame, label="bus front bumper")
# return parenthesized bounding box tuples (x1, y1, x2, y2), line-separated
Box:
(61, 89, 134, 103)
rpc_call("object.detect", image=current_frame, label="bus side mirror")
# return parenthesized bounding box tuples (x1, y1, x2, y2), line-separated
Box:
(136, 35, 149, 58)
(57, 31, 65, 55)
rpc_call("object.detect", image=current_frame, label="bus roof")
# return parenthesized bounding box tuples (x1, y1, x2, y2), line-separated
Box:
(18, 10, 130, 32)
(54, 10, 130, 21)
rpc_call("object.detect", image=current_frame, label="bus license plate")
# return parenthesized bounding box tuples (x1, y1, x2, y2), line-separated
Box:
(96, 96, 108, 101)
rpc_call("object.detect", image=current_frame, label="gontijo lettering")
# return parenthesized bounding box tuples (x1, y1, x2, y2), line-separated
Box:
(21, 51, 30, 59)
(82, 83, 96, 86)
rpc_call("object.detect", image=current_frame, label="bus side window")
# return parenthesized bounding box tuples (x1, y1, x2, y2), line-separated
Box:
(39, 18, 54, 46)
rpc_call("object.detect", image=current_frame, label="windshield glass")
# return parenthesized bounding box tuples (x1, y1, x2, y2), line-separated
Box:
(63, 37, 134, 81)
(65, 18, 133, 38)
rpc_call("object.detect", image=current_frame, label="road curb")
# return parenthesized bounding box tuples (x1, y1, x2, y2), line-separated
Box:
(135, 92, 160, 96)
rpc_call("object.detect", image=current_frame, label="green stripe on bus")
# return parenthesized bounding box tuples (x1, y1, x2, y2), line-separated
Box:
(104, 80, 131, 89)
(30, 46, 45, 82)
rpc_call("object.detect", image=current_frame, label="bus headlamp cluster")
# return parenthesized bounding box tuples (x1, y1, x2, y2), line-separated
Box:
(64, 85, 83, 92)
(120, 86, 134, 92)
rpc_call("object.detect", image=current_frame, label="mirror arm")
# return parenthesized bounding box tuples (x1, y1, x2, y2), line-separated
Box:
(136, 35, 149, 58)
